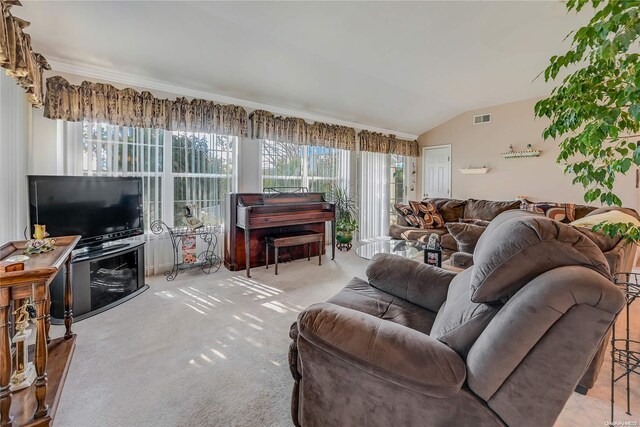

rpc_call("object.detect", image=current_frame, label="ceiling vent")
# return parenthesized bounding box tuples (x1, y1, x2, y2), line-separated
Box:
(473, 114, 491, 125)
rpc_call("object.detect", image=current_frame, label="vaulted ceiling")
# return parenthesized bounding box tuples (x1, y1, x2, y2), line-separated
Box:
(19, 1, 588, 137)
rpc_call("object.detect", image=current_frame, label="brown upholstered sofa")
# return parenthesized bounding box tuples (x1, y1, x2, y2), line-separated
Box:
(290, 211, 625, 426)
(390, 198, 638, 275)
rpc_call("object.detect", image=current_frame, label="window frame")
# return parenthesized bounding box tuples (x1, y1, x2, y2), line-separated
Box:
(260, 139, 349, 194)
(81, 122, 237, 231)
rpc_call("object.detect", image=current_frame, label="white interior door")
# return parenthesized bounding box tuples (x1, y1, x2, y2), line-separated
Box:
(422, 146, 451, 199)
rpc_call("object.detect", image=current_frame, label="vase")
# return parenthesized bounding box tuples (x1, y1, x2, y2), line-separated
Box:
(336, 232, 353, 244)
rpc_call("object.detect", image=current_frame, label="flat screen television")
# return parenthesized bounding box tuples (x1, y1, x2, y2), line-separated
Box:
(28, 175, 144, 248)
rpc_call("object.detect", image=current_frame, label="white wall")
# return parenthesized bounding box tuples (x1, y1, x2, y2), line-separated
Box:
(0, 73, 31, 242)
(417, 97, 638, 209)
(237, 138, 262, 192)
(30, 107, 58, 175)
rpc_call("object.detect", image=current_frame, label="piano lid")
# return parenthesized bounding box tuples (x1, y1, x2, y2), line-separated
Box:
(235, 187, 329, 207)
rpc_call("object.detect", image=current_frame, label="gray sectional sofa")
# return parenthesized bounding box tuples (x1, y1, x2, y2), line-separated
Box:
(290, 211, 625, 426)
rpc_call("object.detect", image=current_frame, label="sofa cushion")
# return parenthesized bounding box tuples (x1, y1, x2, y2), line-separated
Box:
(470, 211, 611, 303)
(450, 251, 474, 269)
(439, 233, 458, 251)
(520, 201, 576, 223)
(463, 199, 521, 221)
(430, 268, 501, 357)
(574, 227, 621, 253)
(327, 277, 437, 335)
(445, 222, 487, 254)
(366, 253, 457, 313)
(409, 200, 445, 229)
(423, 198, 467, 223)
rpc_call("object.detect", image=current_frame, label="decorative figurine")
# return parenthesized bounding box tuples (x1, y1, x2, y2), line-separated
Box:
(424, 233, 443, 267)
(426, 233, 440, 250)
(24, 224, 56, 255)
(10, 301, 37, 391)
(183, 204, 203, 230)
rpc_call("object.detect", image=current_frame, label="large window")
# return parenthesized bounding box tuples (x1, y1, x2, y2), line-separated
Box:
(261, 140, 350, 193)
(82, 123, 235, 229)
(172, 131, 234, 227)
(82, 124, 165, 230)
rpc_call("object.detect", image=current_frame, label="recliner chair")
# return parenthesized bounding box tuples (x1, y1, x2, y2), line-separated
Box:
(289, 210, 625, 427)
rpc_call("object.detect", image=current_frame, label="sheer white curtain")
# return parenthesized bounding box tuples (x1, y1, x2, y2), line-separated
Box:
(58, 123, 236, 276)
(359, 151, 390, 241)
(0, 72, 29, 243)
(61, 122, 171, 275)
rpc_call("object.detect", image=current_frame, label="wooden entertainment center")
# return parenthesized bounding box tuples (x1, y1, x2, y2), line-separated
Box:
(0, 235, 79, 427)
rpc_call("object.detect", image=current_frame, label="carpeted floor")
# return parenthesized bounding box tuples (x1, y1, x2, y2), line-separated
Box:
(50, 249, 640, 427)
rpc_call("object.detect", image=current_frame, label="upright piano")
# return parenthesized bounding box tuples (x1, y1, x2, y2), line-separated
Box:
(225, 191, 336, 277)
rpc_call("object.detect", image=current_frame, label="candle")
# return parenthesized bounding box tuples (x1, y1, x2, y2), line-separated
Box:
(34, 224, 46, 240)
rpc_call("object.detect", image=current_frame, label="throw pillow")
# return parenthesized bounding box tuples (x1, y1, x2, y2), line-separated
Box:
(573, 226, 620, 253)
(409, 200, 445, 229)
(571, 210, 640, 229)
(520, 201, 576, 223)
(394, 203, 421, 228)
(445, 222, 487, 254)
(423, 198, 467, 223)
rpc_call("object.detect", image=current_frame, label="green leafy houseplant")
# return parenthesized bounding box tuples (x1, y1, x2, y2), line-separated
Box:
(535, 0, 640, 240)
(328, 185, 358, 243)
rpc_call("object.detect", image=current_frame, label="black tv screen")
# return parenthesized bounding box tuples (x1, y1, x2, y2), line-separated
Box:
(28, 175, 144, 247)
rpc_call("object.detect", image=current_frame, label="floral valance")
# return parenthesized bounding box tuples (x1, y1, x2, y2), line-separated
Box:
(43, 76, 248, 137)
(309, 122, 356, 151)
(0, 0, 50, 107)
(250, 109, 309, 145)
(249, 109, 356, 151)
(359, 130, 419, 157)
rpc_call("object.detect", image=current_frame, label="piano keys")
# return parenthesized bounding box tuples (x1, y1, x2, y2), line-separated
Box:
(224, 192, 336, 277)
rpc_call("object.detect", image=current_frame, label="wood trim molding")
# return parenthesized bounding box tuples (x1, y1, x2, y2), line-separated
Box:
(46, 58, 419, 141)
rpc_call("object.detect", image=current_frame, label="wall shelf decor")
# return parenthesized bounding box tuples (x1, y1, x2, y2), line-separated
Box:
(459, 167, 490, 175)
(502, 144, 541, 159)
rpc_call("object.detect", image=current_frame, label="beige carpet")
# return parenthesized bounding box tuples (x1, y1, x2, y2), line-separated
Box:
(50, 249, 640, 426)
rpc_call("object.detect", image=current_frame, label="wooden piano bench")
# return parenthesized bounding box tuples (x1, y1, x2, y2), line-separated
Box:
(265, 232, 324, 275)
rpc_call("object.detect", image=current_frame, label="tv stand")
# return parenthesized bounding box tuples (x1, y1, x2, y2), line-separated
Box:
(73, 241, 130, 256)
(50, 240, 148, 322)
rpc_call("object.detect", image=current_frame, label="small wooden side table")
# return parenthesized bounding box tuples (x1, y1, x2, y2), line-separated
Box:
(0, 235, 80, 427)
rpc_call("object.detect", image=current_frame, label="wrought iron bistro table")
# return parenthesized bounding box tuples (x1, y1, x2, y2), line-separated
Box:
(151, 221, 222, 281)
(611, 272, 640, 423)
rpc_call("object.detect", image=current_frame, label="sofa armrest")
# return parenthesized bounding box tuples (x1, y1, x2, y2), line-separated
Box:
(450, 251, 474, 269)
(365, 253, 457, 312)
(297, 302, 466, 398)
(604, 239, 638, 274)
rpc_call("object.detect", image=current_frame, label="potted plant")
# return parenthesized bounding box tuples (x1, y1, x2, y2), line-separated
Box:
(535, 0, 640, 240)
(328, 185, 358, 250)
